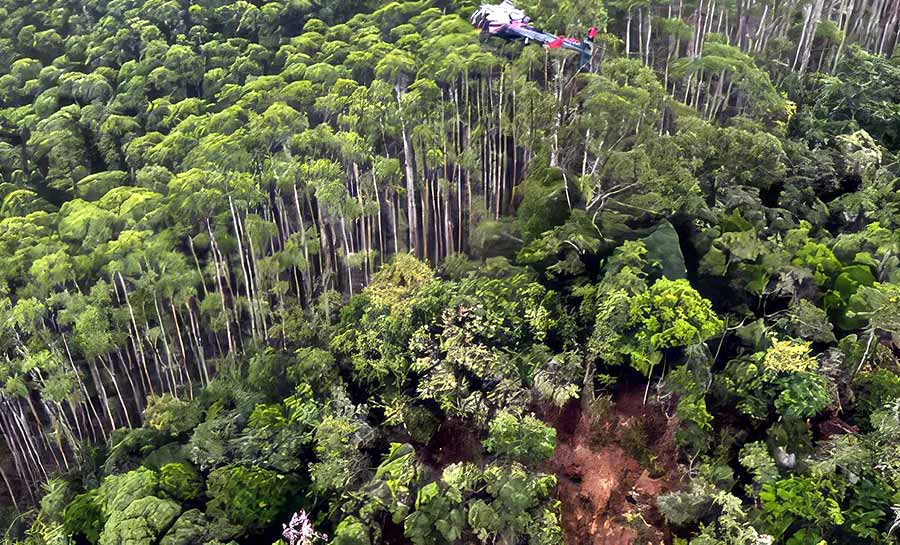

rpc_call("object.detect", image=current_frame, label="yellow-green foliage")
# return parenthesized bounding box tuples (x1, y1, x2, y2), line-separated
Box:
(143, 394, 201, 436)
(98, 496, 181, 545)
(99, 468, 159, 512)
(364, 253, 434, 315)
(630, 278, 723, 351)
(483, 411, 557, 465)
(764, 339, 817, 373)
(593, 277, 723, 376)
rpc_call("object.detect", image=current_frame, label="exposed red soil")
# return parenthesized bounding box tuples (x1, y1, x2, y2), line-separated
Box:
(812, 408, 859, 439)
(541, 388, 680, 545)
(416, 387, 680, 545)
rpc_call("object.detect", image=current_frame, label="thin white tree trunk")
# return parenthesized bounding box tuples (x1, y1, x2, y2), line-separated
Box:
(118, 272, 155, 397)
(207, 219, 235, 355)
(396, 83, 419, 256)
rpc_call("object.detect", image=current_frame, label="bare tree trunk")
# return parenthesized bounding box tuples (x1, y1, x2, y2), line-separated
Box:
(736, 0, 747, 50)
(0, 467, 19, 511)
(243, 215, 269, 341)
(1, 413, 34, 497)
(391, 189, 400, 254)
(228, 197, 258, 342)
(371, 172, 386, 266)
(87, 358, 116, 433)
(878, 1, 899, 54)
(753, 3, 769, 53)
(184, 303, 209, 384)
(1, 408, 39, 497)
(422, 160, 432, 262)
(99, 355, 132, 429)
(207, 219, 235, 355)
(626, 9, 633, 57)
(153, 295, 180, 395)
(292, 185, 313, 305)
(799, 0, 826, 74)
(61, 334, 105, 440)
(170, 303, 196, 393)
(396, 82, 419, 257)
(794, 1, 812, 70)
(353, 163, 371, 284)
(187, 236, 209, 298)
(863, 0, 886, 50)
(833, 0, 855, 70)
(12, 402, 49, 481)
(114, 352, 142, 423)
(339, 212, 354, 295)
(498, 74, 507, 220)
(692, 0, 705, 58)
(117, 272, 155, 398)
(122, 343, 146, 414)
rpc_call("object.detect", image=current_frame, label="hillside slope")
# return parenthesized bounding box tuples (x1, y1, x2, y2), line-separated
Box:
(0, 0, 899, 544)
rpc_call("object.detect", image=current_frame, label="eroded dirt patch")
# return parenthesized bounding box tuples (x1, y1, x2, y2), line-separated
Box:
(542, 388, 679, 545)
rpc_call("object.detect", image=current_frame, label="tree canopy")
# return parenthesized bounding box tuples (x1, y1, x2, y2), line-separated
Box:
(0, 0, 899, 544)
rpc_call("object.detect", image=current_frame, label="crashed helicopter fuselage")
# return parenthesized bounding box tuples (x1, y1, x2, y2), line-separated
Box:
(470, 0, 596, 68)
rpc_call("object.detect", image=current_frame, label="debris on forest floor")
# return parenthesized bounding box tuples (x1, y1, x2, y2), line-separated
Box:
(542, 388, 679, 545)
(421, 417, 486, 469)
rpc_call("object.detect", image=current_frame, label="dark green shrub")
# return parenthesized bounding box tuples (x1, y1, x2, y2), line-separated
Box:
(332, 517, 371, 545)
(853, 369, 900, 426)
(63, 490, 105, 544)
(247, 347, 292, 397)
(206, 465, 296, 533)
(516, 162, 570, 243)
(287, 347, 338, 395)
(159, 463, 202, 502)
(103, 427, 170, 475)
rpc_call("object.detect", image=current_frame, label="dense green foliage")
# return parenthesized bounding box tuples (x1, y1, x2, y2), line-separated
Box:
(0, 0, 898, 544)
